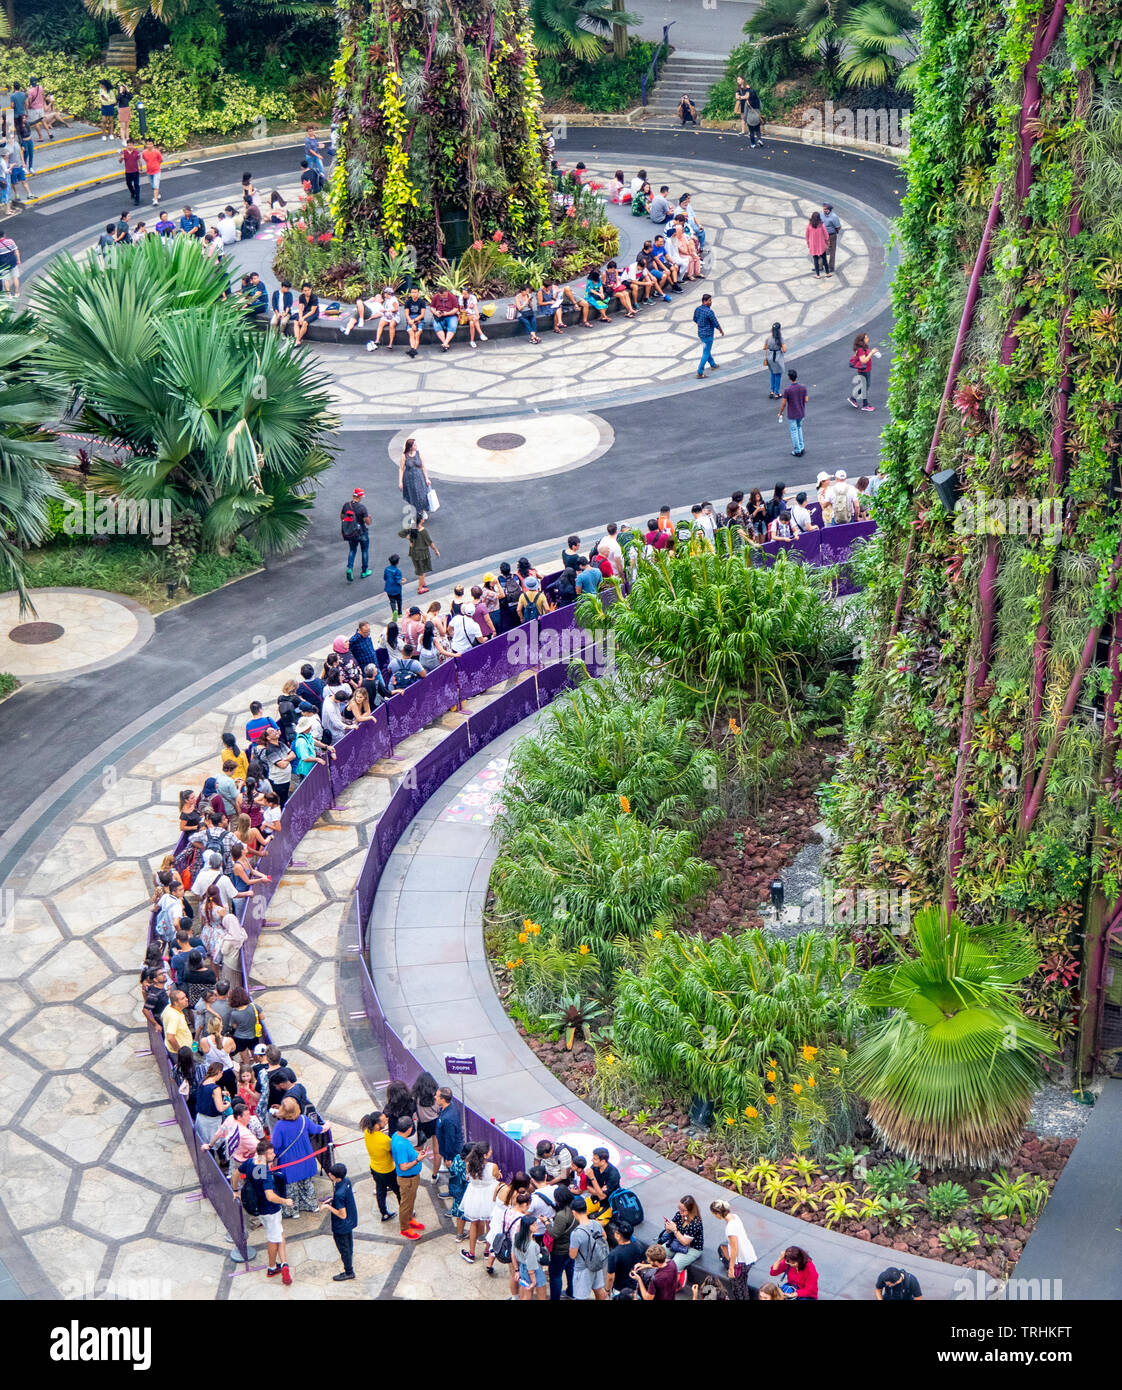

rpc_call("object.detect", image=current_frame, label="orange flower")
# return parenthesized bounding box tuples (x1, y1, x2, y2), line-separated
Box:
(766, 1070, 776, 1083)
(801, 1044, 819, 1063)
(531, 923, 542, 935)
(807, 1076, 816, 1088)
(766, 1094, 777, 1106)
(792, 1083, 803, 1096)
(728, 717, 741, 735)
(744, 1106, 758, 1119)
(518, 932, 528, 944)
(619, 795, 631, 814)
(505, 959, 516, 968)
(523, 918, 533, 930)
(725, 1115, 734, 1126)
(514, 957, 524, 966)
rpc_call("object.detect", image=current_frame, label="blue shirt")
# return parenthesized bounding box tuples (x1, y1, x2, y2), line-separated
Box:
(391, 1131, 422, 1178)
(180, 213, 203, 237)
(576, 568, 601, 595)
(435, 1104, 463, 1161)
(693, 304, 721, 339)
(269, 1113, 327, 1183)
(383, 564, 403, 595)
(349, 630, 377, 669)
(331, 1177, 357, 1234)
(10, 92, 26, 118)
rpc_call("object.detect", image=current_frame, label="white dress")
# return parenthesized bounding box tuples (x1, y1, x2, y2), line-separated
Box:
(461, 1164, 501, 1224)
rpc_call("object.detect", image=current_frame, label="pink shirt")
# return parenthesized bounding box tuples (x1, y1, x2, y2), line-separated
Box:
(806, 222, 830, 255)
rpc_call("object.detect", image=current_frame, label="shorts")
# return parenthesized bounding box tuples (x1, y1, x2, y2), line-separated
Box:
(436, 315, 457, 334)
(101, 104, 116, 118)
(416, 1118, 438, 1142)
(573, 1265, 605, 1300)
(261, 1209, 284, 1244)
(518, 1262, 547, 1289)
(148, 171, 161, 188)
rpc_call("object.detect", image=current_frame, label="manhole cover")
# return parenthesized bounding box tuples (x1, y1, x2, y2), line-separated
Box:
(8, 621, 65, 645)
(476, 432, 526, 451)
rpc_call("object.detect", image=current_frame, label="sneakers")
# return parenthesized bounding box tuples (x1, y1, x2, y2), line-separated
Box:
(360, 569, 372, 578)
(469, 340, 477, 349)
(380, 1211, 395, 1222)
(408, 1220, 425, 1232)
(366, 340, 377, 351)
(407, 347, 417, 358)
(696, 371, 705, 378)
(266, 1264, 282, 1278)
(848, 396, 859, 408)
(281, 1264, 292, 1285)
(663, 294, 672, 303)
(346, 569, 353, 583)
(862, 403, 875, 412)
(478, 330, 488, 341)
(460, 1249, 475, 1264)
(341, 319, 354, 336)
(403, 1228, 422, 1240)
(333, 1271, 356, 1281)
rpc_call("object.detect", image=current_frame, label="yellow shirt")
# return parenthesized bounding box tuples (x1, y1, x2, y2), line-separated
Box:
(364, 1127, 395, 1174)
(162, 1005, 193, 1054)
(219, 749, 249, 781)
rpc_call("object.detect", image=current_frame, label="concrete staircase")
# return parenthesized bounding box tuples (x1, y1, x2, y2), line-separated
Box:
(9, 120, 164, 209)
(641, 52, 729, 128)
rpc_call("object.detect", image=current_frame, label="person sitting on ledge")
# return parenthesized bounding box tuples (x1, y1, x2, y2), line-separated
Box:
(342, 286, 382, 337)
(603, 261, 637, 316)
(538, 280, 579, 334)
(580, 267, 612, 325)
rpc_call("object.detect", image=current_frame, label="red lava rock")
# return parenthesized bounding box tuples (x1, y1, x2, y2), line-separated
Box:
(854, 1230, 871, 1241)
(872, 1235, 892, 1247)
(892, 1241, 909, 1252)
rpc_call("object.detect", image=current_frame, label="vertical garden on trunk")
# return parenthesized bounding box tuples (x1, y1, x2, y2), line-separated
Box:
(825, 0, 1122, 1070)
(331, 0, 552, 264)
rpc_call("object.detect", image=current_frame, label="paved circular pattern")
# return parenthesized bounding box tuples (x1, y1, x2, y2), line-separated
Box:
(387, 412, 614, 483)
(8, 621, 65, 645)
(0, 589, 152, 680)
(476, 432, 527, 451)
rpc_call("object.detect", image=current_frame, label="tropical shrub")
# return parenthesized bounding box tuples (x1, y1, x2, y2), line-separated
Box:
(498, 921, 601, 1019)
(850, 910, 1054, 1168)
(538, 38, 654, 112)
(614, 930, 870, 1154)
(491, 806, 714, 973)
(578, 544, 850, 728)
(0, 309, 68, 609)
(925, 1180, 970, 1221)
(495, 681, 723, 837)
(32, 236, 335, 557)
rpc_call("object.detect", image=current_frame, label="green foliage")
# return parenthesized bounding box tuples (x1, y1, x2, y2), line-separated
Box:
(977, 1170, 1050, 1225)
(496, 680, 723, 837)
(851, 909, 1054, 1169)
(864, 1155, 919, 1197)
(32, 236, 336, 558)
(0, 308, 68, 611)
(578, 543, 850, 730)
(615, 930, 868, 1155)
(925, 1180, 971, 1222)
(875, 1192, 918, 1228)
(938, 1225, 981, 1253)
(531, 0, 639, 59)
(823, 1144, 869, 1177)
(0, 673, 18, 700)
(537, 38, 654, 111)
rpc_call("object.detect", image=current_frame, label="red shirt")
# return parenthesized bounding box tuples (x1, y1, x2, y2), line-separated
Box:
(142, 146, 163, 174)
(121, 146, 141, 173)
(597, 557, 614, 578)
(650, 1262, 678, 1300)
(771, 1257, 818, 1299)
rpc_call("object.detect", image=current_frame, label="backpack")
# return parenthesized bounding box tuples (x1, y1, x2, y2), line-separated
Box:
(830, 485, 854, 524)
(491, 1209, 517, 1264)
(610, 1188, 644, 1228)
(389, 657, 420, 690)
(202, 828, 235, 878)
(849, 353, 861, 369)
(502, 574, 522, 603)
(581, 1222, 609, 1272)
(340, 506, 360, 541)
(239, 1169, 261, 1216)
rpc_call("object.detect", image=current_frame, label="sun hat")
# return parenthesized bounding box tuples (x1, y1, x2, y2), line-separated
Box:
(525, 576, 540, 590)
(296, 715, 315, 733)
(816, 471, 831, 483)
(332, 636, 349, 653)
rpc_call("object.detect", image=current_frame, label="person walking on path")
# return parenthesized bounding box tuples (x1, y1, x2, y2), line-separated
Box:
(116, 82, 132, 144)
(383, 552, 404, 615)
(341, 487, 371, 583)
(763, 321, 786, 397)
(118, 138, 142, 206)
(398, 437, 432, 524)
(745, 99, 763, 147)
(240, 1138, 295, 1285)
(692, 293, 724, 378)
(778, 368, 808, 456)
(848, 331, 881, 411)
(805, 211, 830, 278)
(390, 1116, 428, 1239)
(875, 1265, 923, 1300)
(398, 520, 439, 595)
(26, 79, 48, 142)
(142, 139, 163, 205)
(822, 203, 841, 274)
(323, 1162, 359, 1281)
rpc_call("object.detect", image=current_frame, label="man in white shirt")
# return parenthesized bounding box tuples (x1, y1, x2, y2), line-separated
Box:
(597, 523, 624, 577)
(374, 289, 400, 349)
(790, 491, 817, 533)
(691, 503, 716, 542)
(827, 469, 859, 525)
(448, 610, 482, 654)
(629, 168, 648, 200)
(321, 688, 351, 742)
(190, 852, 244, 911)
(215, 207, 239, 245)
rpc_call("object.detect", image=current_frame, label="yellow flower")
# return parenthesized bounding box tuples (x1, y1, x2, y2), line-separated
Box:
(619, 795, 631, 814)
(766, 1058, 777, 1068)
(518, 932, 528, 944)
(522, 918, 533, 930)
(807, 1076, 816, 1088)
(766, 1094, 777, 1106)
(792, 1083, 803, 1095)
(840, 1048, 847, 1057)
(531, 923, 542, 935)
(605, 1053, 616, 1065)
(802, 1045, 819, 1062)
(830, 1067, 840, 1076)
(505, 959, 516, 968)
(514, 957, 524, 966)
(725, 1115, 735, 1126)
(766, 1070, 776, 1083)
(579, 943, 590, 955)
(653, 930, 663, 940)
(744, 1106, 758, 1119)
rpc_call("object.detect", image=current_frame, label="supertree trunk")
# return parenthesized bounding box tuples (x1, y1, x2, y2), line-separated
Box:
(332, 0, 552, 263)
(827, 0, 1122, 1063)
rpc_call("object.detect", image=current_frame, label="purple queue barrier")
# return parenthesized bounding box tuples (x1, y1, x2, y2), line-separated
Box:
(535, 659, 585, 706)
(454, 628, 527, 700)
(463, 1109, 529, 1180)
(465, 674, 540, 755)
(330, 710, 393, 792)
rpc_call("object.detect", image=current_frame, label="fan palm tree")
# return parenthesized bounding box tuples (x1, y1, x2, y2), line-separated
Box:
(839, 2, 921, 90)
(31, 237, 335, 557)
(531, 0, 640, 60)
(850, 909, 1054, 1169)
(0, 308, 67, 613)
(83, 0, 328, 35)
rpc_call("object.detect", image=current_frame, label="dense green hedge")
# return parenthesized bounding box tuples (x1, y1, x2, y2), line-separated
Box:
(539, 41, 657, 112)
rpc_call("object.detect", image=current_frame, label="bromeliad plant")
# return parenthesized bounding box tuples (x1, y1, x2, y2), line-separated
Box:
(849, 909, 1054, 1168)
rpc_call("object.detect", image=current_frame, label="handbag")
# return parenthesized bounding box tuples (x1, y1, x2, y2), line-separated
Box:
(426, 486, 440, 513)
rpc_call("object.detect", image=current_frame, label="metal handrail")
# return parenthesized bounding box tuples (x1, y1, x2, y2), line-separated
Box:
(641, 20, 676, 107)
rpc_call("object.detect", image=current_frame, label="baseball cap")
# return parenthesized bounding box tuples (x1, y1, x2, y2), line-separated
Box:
(253, 1043, 269, 1057)
(483, 573, 495, 584)
(352, 487, 364, 498)
(835, 469, 847, 480)
(297, 701, 317, 713)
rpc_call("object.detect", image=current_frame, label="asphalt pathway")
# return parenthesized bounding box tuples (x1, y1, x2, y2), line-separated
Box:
(0, 127, 902, 863)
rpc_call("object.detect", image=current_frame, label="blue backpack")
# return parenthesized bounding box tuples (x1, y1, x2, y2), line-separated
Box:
(610, 1188, 644, 1228)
